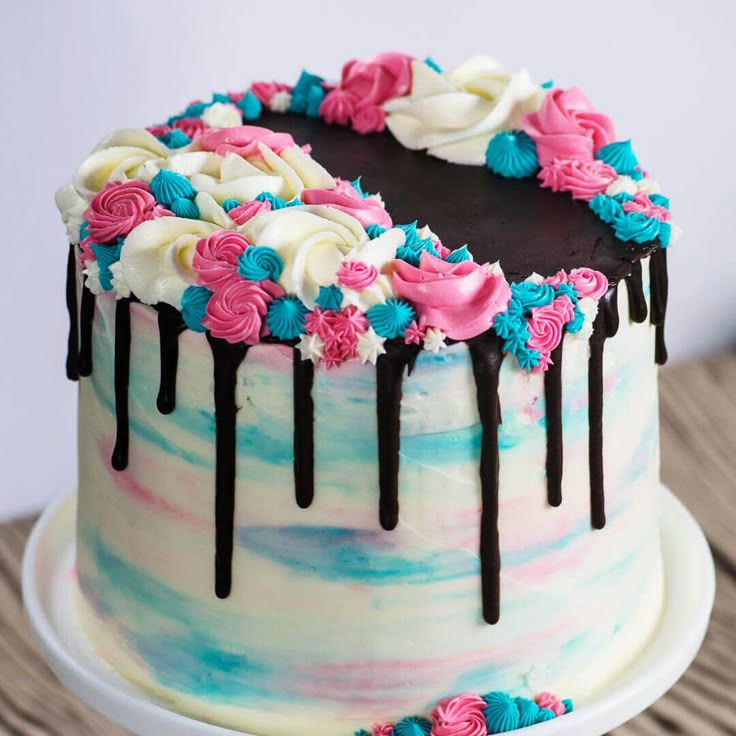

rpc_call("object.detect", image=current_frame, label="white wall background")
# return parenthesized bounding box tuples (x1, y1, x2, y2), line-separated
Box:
(1, 0, 734, 521)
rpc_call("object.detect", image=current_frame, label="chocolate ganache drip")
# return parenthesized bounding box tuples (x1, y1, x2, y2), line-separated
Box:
(650, 248, 669, 365)
(544, 344, 564, 507)
(155, 304, 186, 415)
(65, 243, 80, 381)
(111, 299, 132, 472)
(293, 352, 315, 509)
(625, 260, 648, 324)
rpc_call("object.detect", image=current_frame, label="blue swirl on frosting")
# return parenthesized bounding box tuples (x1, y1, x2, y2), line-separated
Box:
(169, 197, 200, 219)
(612, 211, 661, 244)
(315, 284, 344, 311)
(238, 246, 284, 282)
(485, 130, 539, 178)
(289, 70, 325, 115)
(483, 691, 521, 733)
(445, 245, 473, 263)
(649, 193, 670, 209)
(180, 286, 213, 333)
(367, 298, 416, 339)
(394, 715, 432, 736)
(396, 239, 439, 266)
(589, 193, 624, 225)
(266, 295, 310, 340)
(514, 697, 541, 728)
(236, 90, 262, 121)
(221, 198, 241, 213)
(157, 130, 191, 149)
(595, 140, 639, 177)
(150, 169, 196, 208)
(510, 282, 555, 313)
(90, 240, 123, 291)
(366, 224, 386, 239)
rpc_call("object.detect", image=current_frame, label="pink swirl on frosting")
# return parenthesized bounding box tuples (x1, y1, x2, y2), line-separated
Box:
(522, 88, 616, 166)
(228, 199, 272, 226)
(193, 230, 250, 289)
(202, 276, 284, 345)
(527, 297, 575, 371)
(249, 81, 292, 107)
(84, 180, 156, 243)
(372, 725, 394, 736)
(536, 692, 566, 717)
(538, 159, 617, 201)
(146, 124, 172, 137)
(569, 267, 609, 300)
(352, 104, 387, 134)
(302, 179, 392, 228)
(622, 192, 671, 222)
(172, 117, 206, 141)
(430, 693, 487, 736)
(196, 125, 297, 158)
(337, 260, 379, 290)
(544, 269, 568, 289)
(320, 89, 358, 126)
(392, 252, 511, 341)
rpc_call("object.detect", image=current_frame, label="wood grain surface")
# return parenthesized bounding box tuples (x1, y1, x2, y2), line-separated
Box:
(1, 352, 734, 736)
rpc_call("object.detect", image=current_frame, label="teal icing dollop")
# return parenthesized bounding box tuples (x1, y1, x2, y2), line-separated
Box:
(567, 305, 585, 333)
(396, 221, 419, 245)
(485, 131, 539, 178)
(366, 224, 387, 239)
(650, 193, 670, 209)
(181, 286, 213, 332)
(211, 93, 231, 104)
(221, 198, 241, 213)
(613, 211, 661, 244)
(170, 197, 200, 219)
(289, 70, 325, 115)
(394, 715, 432, 736)
(351, 176, 370, 199)
(612, 192, 634, 204)
(90, 240, 123, 291)
(445, 244, 473, 263)
(151, 169, 196, 208)
(266, 295, 310, 339)
(425, 57, 442, 73)
(536, 708, 556, 723)
(396, 237, 439, 267)
(659, 221, 672, 247)
(514, 698, 541, 728)
(236, 90, 262, 121)
(554, 282, 578, 303)
(367, 298, 416, 339)
(483, 692, 521, 733)
(511, 281, 555, 313)
(595, 140, 639, 177)
(237, 246, 284, 282)
(541, 79, 555, 89)
(306, 85, 326, 118)
(589, 193, 624, 225)
(158, 129, 191, 149)
(315, 284, 344, 311)
(563, 699, 574, 714)
(255, 191, 302, 209)
(517, 345, 542, 370)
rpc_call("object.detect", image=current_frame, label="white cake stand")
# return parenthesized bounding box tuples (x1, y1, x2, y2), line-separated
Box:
(23, 486, 715, 736)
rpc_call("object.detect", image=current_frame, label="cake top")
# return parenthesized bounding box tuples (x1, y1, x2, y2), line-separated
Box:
(56, 52, 676, 372)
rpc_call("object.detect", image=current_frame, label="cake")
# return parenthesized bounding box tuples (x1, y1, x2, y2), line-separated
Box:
(55, 52, 675, 736)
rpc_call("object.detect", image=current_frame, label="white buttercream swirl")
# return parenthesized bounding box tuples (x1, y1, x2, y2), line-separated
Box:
(201, 102, 242, 129)
(385, 56, 544, 165)
(54, 184, 88, 244)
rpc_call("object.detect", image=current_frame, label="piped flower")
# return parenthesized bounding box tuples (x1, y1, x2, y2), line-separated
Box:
(180, 285, 213, 332)
(595, 140, 640, 178)
(482, 691, 521, 733)
(366, 298, 416, 339)
(394, 716, 431, 736)
(84, 180, 157, 243)
(266, 295, 311, 340)
(237, 246, 284, 282)
(315, 284, 344, 311)
(150, 170, 197, 208)
(514, 698, 541, 728)
(430, 693, 487, 736)
(485, 131, 539, 178)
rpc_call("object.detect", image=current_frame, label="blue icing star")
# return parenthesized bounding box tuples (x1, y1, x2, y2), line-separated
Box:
(237, 246, 284, 282)
(157, 129, 191, 149)
(367, 298, 416, 339)
(483, 691, 521, 733)
(289, 70, 325, 115)
(255, 191, 302, 209)
(541, 79, 555, 89)
(444, 244, 473, 263)
(395, 715, 432, 736)
(266, 295, 310, 339)
(90, 240, 123, 291)
(221, 198, 241, 213)
(169, 197, 200, 219)
(596, 139, 639, 177)
(236, 90, 262, 121)
(514, 697, 541, 728)
(396, 221, 419, 245)
(366, 224, 387, 239)
(554, 282, 578, 302)
(485, 131, 539, 178)
(315, 284, 344, 311)
(566, 305, 585, 334)
(150, 169, 196, 208)
(396, 237, 439, 266)
(180, 286, 213, 332)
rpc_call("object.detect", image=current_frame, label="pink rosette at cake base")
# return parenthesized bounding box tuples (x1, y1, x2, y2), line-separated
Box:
(622, 192, 671, 222)
(430, 693, 488, 736)
(193, 230, 250, 289)
(84, 180, 156, 244)
(196, 126, 296, 158)
(392, 252, 511, 340)
(522, 87, 616, 166)
(527, 297, 575, 372)
(568, 267, 609, 300)
(538, 159, 617, 201)
(302, 179, 392, 228)
(536, 692, 566, 717)
(249, 81, 292, 107)
(202, 276, 284, 345)
(334, 51, 414, 109)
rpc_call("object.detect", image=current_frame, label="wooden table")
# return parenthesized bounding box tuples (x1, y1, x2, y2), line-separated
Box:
(1, 353, 735, 736)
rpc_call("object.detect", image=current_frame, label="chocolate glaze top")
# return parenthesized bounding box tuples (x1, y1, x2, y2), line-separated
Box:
(261, 110, 653, 283)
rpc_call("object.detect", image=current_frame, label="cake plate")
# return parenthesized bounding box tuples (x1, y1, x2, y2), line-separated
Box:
(23, 486, 715, 736)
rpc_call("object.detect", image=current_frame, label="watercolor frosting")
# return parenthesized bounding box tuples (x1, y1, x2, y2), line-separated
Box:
(56, 51, 674, 736)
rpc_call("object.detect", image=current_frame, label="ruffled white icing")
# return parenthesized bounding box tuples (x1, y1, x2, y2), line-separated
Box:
(120, 218, 219, 307)
(356, 328, 387, 365)
(606, 176, 638, 198)
(195, 191, 236, 229)
(296, 332, 324, 363)
(385, 57, 544, 165)
(637, 177, 661, 195)
(201, 102, 242, 129)
(240, 205, 404, 308)
(270, 91, 292, 113)
(109, 261, 131, 299)
(54, 184, 88, 244)
(82, 260, 103, 295)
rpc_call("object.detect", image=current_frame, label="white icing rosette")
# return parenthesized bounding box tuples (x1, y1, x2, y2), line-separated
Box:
(54, 184, 88, 244)
(385, 56, 544, 165)
(120, 217, 219, 307)
(240, 205, 404, 308)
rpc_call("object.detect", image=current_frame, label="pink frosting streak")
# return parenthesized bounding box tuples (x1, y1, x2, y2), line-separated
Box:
(569, 267, 609, 300)
(536, 692, 566, 717)
(84, 181, 156, 243)
(228, 199, 272, 226)
(302, 179, 392, 228)
(202, 276, 284, 345)
(196, 126, 297, 158)
(622, 192, 671, 222)
(337, 260, 379, 290)
(430, 693, 487, 736)
(527, 297, 575, 372)
(392, 252, 511, 340)
(193, 230, 250, 289)
(522, 87, 616, 166)
(538, 159, 617, 201)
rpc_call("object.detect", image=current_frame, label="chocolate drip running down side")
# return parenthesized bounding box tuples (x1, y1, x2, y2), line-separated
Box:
(650, 248, 669, 365)
(77, 286, 96, 378)
(375, 343, 420, 532)
(111, 299, 132, 472)
(293, 353, 315, 509)
(467, 331, 505, 625)
(65, 243, 79, 381)
(544, 344, 564, 507)
(207, 335, 249, 600)
(155, 304, 186, 415)
(625, 260, 649, 324)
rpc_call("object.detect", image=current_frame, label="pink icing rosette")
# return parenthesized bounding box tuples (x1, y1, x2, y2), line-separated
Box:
(404, 320, 426, 345)
(568, 267, 609, 300)
(372, 724, 394, 736)
(392, 252, 511, 341)
(337, 260, 379, 290)
(352, 104, 387, 134)
(228, 200, 272, 226)
(538, 159, 617, 201)
(320, 89, 358, 126)
(172, 117, 206, 141)
(522, 87, 616, 166)
(193, 230, 250, 289)
(430, 693, 487, 736)
(196, 126, 296, 158)
(84, 180, 156, 243)
(527, 297, 575, 371)
(146, 124, 171, 137)
(305, 307, 367, 368)
(249, 81, 292, 107)
(543, 269, 568, 289)
(536, 692, 566, 717)
(202, 277, 284, 345)
(622, 192, 671, 223)
(302, 179, 392, 228)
